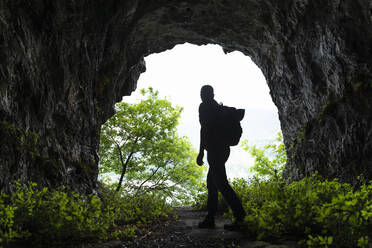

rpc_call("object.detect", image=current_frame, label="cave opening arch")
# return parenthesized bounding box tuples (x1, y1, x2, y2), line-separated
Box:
(98, 42, 281, 201)
(121, 43, 281, 179)
(1, 1, 372, 192)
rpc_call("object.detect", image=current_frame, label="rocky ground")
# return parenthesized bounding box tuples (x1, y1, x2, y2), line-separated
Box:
(85, 207, 299, 248)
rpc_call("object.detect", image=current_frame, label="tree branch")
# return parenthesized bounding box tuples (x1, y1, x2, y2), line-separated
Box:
(135, 166, 161, 196)
(135, 158, 171, 195)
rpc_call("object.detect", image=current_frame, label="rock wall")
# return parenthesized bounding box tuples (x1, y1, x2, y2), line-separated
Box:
(0, 0, 145, 192)
(1, 0, 371, 191)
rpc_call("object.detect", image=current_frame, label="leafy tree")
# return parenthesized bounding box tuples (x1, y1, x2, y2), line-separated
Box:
(99, 88, 204, 204)
(241, 132, 286, 180)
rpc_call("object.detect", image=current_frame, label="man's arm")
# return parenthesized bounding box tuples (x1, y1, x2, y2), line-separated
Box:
(197, 103, 208, 166)
(199, 127, 206, 152)
(197, 127, 206, 166)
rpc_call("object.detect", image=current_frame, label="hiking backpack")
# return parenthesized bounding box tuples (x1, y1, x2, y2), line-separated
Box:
(217, 104, 245, 146)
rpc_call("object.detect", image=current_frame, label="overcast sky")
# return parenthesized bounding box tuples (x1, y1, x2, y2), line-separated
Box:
(123, 43, 281, 179)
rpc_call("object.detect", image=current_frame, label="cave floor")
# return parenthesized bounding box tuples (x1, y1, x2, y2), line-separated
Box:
(85, 207, 298, 248)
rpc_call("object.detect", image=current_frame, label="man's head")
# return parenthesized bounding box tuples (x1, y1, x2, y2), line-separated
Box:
(200, 85, 214, 102)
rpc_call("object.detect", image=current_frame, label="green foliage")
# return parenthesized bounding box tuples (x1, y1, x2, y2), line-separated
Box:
(195, 174, 372, 247)
(0, 181, 115, 246)
(312, 179, 372, 247)
(193, 133, 372, 247)
(241, 132, 286, 180)
(0, 181, 173, 246)
(0, 191, 23, 244)
(306, 235, 333, 248)
(99, 87, 205, 203)
(98, 182, 172, 227)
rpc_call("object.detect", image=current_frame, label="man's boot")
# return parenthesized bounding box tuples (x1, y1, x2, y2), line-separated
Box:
(224, 215, 245, 231)
(198, 216, 215, 229)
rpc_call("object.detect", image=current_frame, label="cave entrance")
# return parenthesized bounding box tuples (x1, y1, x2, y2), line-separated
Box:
(99, 43, 281, 201)
(127, 43, 281, 178)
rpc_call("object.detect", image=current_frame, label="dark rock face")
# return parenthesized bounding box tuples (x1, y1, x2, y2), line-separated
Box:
(1, 0, 371, 191)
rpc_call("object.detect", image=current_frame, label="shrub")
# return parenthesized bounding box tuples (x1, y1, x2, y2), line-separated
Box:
(0, 191, 25, 244)
(193, 175, 372, 247)
(0, 181, 116, 246)
(99, 183, 172, 226)
(0, 181, 173, 246)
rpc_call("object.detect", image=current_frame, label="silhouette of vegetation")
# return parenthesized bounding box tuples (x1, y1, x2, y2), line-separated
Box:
(193, 132, 372, 248)
(99, 87, 205, 204)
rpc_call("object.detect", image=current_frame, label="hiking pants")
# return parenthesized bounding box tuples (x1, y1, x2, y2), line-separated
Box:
(206, 145, 246, 220)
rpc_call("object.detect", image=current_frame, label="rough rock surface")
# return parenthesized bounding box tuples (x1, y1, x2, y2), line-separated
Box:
(1, 0, 372, 191)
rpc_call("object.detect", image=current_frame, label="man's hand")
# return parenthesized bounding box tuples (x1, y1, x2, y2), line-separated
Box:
(196, 152, 204, 166)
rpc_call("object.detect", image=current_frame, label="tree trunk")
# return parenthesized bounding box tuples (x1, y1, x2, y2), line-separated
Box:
(116, 146, 134, 192)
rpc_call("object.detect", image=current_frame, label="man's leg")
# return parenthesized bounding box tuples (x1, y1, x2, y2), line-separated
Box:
(198, 168, 218, 228)
(208, 146, 246, 221)
(211, 165, 245, 220)
(206, 168, 218, 220)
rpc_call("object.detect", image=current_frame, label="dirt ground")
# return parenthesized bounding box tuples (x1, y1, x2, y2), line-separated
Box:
(85, 207, 299, 248)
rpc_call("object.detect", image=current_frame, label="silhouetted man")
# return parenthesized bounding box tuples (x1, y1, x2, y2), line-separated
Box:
(197, 85, 246, 231)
